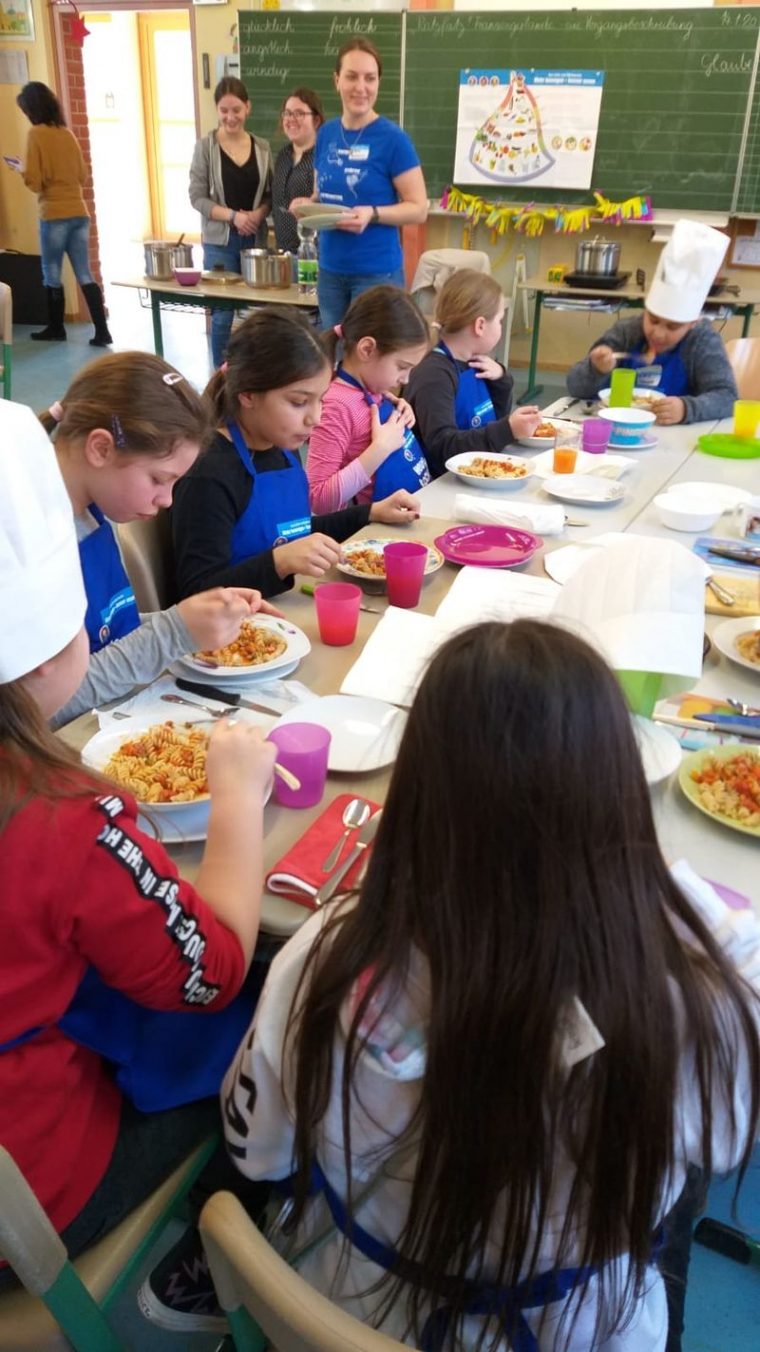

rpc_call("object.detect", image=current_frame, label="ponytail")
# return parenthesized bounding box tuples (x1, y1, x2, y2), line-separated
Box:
(203, 307, 329, 425)
(320, 286, 428, 364)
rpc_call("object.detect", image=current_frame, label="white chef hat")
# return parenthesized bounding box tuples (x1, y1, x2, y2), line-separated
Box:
(0, 400, 86, 684)
(646, 219, 729, 324)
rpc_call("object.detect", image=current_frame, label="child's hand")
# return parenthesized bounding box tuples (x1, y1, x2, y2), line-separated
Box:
(273, 532, 342, 580)
(178, 587, 256, 651)
(654, 396, 686, 426)
(206, 720, 275, 802)
(507, 406, 542, 441)
(370, 490, 421, 525)
(369, 404, 407, 460)
(469, 355, 503, 381)
(382, 393, 416, 428)
(590, 345, 618, 375)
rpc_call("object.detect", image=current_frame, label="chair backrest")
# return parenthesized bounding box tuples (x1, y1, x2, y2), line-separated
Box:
(725, 337, 760, 399)
(117, 511, 175, 612)
(409, 249, 492, 318)
(200, 1191, 407, 1352)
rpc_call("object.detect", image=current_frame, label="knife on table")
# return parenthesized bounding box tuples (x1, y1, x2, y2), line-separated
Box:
(313, 809, 383, 908)
(175, 676, 281, 716)
(706, 545, 760, 568)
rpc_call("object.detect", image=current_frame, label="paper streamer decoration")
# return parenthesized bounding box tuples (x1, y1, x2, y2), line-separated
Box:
(440, 187, 653, 237)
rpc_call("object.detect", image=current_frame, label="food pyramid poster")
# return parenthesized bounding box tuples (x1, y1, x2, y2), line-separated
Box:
(454, 69, 604, 190)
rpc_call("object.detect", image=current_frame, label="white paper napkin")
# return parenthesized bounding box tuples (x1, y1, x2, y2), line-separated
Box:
(435, 566, 560, 628)
(454, 493, 565, 536)
(531, 449, 637, 481)
(95, 674, 315, 730)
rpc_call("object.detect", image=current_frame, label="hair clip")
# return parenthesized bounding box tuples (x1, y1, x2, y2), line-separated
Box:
(110, 414, 127, 449)
(49, 400, 64, 422)
(333, 324, 343, 338)
(162, 371, 184, 386)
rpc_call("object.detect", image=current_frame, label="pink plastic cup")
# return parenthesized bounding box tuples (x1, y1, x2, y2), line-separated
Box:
(581, 418, 612, 454)
(384, 541, 428, 609)
(314, 582, 362, 646)
(267, 722, 331, 808)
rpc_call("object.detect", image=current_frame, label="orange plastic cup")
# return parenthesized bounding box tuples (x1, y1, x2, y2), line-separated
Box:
(553, 445, 578, 474)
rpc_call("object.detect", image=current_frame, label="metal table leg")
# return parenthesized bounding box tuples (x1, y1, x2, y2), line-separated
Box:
(519, 289, 544, 403)
(151, 293, 164, 357)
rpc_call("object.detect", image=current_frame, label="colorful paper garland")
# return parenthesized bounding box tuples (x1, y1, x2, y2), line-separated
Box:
(440, 187, 653, 236)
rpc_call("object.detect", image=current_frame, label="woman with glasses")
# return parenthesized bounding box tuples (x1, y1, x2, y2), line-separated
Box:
(272, 88, 324, 255)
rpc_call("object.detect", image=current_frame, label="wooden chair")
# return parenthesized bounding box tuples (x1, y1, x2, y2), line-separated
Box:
(200, 1190, 407, 1352)
(117, 510, 175, 612)
(0, 1137, 217, 1351)
(0, 283, 11, 400)
(725, 337, 760, 399)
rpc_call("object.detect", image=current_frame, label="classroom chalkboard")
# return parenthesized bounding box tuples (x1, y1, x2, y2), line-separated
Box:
(404, 9, 759, 211)
(238, 12, 403, 153)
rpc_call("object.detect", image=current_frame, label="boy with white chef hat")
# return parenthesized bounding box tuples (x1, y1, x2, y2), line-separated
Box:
(567, 219, 737, 425)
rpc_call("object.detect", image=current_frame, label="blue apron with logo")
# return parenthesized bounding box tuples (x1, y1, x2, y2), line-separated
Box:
(436, 342, 497, 430)
(227, 421, 312, 561)
(618, 343, 689, 398)
(336, 369, 430, 500)
(79, 506, 140, 653)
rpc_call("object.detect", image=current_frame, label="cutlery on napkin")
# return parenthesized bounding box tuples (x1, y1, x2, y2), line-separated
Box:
(265, 794, 382, 906)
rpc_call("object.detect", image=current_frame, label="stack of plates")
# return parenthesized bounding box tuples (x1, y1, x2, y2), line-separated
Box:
(292, 202, 348, 232)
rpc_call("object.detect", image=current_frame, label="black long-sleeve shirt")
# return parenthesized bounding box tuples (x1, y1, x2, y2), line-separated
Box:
(171, 432, 371, 600)
(405, 348, 515, 479)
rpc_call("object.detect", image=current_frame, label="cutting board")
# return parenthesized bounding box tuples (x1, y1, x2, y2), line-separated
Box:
(704, 570, 760, 617)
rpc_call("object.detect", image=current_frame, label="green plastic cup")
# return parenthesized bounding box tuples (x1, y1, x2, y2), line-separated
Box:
(616, 670, 663, 719)
(610, 368, 636, 408)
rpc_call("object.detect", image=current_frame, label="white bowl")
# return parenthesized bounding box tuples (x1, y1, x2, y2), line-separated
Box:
(653, 493, 722, 532)
(598, 386, 663, 409)
(598, 406, 657, 446)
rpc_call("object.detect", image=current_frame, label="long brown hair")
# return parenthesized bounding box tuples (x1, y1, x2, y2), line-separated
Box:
(321, 285, 428, 367)
(284, 620, 760, 1347)
(0, 678, 101, 833)
(434, 269, 504, 334)
(204, 307, 330, 426)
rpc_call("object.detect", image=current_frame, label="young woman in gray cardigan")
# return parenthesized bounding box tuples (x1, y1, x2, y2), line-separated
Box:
(189, 77, 273, 367)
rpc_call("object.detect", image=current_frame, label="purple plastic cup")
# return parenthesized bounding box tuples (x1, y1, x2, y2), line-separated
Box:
(267, 722, 331, 808)
(383, 541, 428, 609)
(582, 418, 612, 454)
(314, 582, 361, 646)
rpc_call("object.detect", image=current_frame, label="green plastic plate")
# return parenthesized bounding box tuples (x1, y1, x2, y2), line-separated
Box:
(697, 433, 760, 460)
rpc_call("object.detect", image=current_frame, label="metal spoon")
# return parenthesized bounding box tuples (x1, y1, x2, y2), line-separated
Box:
(321, 798, 371, 873)
(706, 576, 736, 607)
(726, 697, 760, 717)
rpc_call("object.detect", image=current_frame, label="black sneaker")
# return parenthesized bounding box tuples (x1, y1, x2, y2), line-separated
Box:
(138, 1225, 228, 1334)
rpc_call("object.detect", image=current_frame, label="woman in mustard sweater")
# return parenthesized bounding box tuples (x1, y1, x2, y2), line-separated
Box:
(9, 82, 111, 346)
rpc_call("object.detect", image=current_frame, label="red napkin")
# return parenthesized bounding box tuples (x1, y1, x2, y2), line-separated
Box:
(266, 792, 382, 907)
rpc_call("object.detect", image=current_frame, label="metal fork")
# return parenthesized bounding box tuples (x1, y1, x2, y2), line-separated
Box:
(726, 697, 760, 717)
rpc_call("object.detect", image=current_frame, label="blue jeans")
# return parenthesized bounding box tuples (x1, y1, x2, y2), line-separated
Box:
(317, 266, 406, 331)
(39, 216, 94, 288)
(203, 234, 248, 369)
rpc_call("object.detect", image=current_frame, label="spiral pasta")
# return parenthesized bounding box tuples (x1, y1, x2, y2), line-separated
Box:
(104, 721, 209, 804)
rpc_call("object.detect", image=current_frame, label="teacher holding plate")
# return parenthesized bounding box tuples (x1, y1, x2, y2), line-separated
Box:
(292, 38, 428, 330)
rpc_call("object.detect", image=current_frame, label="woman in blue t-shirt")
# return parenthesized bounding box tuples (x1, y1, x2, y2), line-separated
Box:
(291, 38, 428, 329)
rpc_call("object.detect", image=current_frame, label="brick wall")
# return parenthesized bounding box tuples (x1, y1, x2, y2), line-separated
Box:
(60, 14, 104, 305)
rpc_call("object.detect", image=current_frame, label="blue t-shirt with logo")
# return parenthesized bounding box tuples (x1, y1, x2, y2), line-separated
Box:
(315, 116, 420, 277)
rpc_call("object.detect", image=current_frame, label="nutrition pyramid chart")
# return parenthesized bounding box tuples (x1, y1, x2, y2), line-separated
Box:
(454, 70, 605, 190)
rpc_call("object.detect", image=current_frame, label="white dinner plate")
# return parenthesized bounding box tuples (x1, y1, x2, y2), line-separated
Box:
(273, 695, 407, 772)
(667, 482, 753, 512)
(531, 449, 636, 480)
(632, 716, 682, 786)
(179, 616, 310, 680)
(138, 800, 210, 845)
(542, 474, 627, 506)
(608, 433, 657, 452)
(598, 386, 663, 408)
(292, 214, 343, 231)
(517, 417, 578, 450)
(444, 452, 533, 491)
(712, 617, 760, 676)
(170, 658, 300, 690)
(338, 539, 444, 590)
(292, 202, 347, 220)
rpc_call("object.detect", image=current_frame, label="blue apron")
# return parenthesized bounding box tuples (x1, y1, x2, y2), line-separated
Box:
(336, 369, 430, 500)
(618, 343, 689, 398)
(79, 506, 140, 653)
(227, 421, 312, 562)
(436, 342, 497, 430)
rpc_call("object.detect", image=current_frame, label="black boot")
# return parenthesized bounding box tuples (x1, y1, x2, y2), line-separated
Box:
(31, 286, 66, 341)
(82, 282, 113, 346)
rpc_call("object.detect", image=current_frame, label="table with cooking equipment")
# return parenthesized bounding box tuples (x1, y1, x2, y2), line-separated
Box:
(516, 274, 760, 403)
(112, 275, 318, 358)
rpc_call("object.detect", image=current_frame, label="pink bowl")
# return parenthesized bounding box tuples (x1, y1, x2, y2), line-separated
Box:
(173, 268, 201, 287)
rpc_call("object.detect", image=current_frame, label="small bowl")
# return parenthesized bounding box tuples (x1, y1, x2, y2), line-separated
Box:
(598, 405, 656, 446)
(653, 492, 722, 533)
(173, 267, 201, 287)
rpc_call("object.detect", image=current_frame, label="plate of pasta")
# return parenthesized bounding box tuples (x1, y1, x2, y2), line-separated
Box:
(179, 616, 310, 681)
(338, 539, 444, 592)
(444, 452, 534, 491)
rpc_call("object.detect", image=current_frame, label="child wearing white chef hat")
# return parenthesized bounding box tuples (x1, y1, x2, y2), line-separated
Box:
(567, 219, 737, 425)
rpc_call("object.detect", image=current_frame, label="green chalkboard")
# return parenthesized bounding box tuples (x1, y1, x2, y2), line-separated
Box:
(238, 12, 403, 153)
(404, 9, 759, 210)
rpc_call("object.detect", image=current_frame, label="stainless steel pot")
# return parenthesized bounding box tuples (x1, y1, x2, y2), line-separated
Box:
(241, 248, 270, 288)
(267, 251, 292, 289)
(143, 241, 194, 279)
(575, 237, 621, 276)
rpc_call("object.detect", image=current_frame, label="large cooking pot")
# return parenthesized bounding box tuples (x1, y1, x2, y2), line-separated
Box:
(144, 241, 194, 279)
(241, 248, 270, 288)
(267, 251, 292, 289)
(575, 237, 621, 276)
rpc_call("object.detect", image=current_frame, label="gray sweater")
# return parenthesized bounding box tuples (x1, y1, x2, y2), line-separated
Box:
(566, 315, 737, 424)
(189, 129, 273, 246)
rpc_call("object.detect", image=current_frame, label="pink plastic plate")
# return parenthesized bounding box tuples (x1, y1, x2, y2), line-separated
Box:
(434, 525, 542, 569)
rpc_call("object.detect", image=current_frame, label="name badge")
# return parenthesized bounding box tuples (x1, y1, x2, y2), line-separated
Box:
(101, 586, 135, 627)
(470, 399, 494, 428)
(348, 145, 370, 162)
(273, 515, 311, 547)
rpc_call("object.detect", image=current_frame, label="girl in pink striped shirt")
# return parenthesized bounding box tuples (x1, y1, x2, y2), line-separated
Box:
(307, 285, 430, 513)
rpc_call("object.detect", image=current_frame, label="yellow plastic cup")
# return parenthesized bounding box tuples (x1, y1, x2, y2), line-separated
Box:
(733, 400, 760, 441)
(610, 368, 636, 408)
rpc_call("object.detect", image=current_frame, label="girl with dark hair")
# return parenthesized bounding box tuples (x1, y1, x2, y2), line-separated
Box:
(307, 285, 430, 512)
(7, 81, 112, 346)
(37, 351, 278, 728)
(221, 619, 760, 1351)
(189, 77, 274, 368)
(272, 87, 324, 255)
(171, 307, 420, 602)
